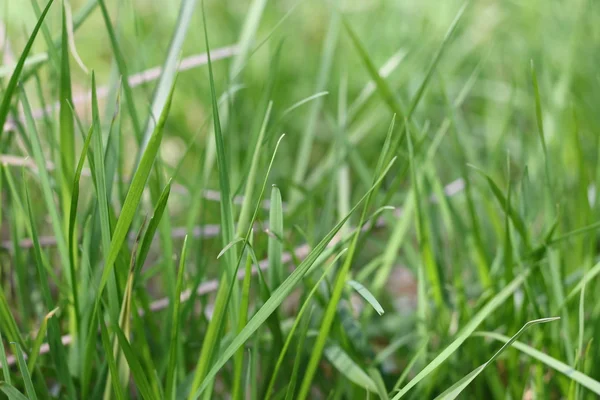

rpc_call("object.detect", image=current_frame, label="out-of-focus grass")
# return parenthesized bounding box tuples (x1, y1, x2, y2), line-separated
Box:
(1, 0, 600, 398)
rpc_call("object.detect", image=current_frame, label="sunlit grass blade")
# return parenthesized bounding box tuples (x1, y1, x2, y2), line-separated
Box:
(0, 0, 55, 136)
(477, 331, 600, 395)
(391, 270, 531, 399)
(268, 185, 284, 289)
(435, 317, 559, 400)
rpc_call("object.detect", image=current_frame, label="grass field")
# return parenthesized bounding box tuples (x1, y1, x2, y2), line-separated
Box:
(1, 0, 600, 398)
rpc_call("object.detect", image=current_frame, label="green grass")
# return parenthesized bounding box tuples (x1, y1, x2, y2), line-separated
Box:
(1, 0, 600, 398)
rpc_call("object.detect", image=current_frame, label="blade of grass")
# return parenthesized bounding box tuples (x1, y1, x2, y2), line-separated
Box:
(232, 244, 254, 400)
(106, 313, 158, 400)
(347, 280, 384, 316)
(99, 312, 127, 400)
(90, 71, 121, 323)
(27, 307, 59, 371)
(139, 0, 197, 154)
(469, 165, 531, 250)
(95, 77, 176, 301)
(435, 317, 559, 400)
(391, 269, 531, 399)
(476, 331, 600, 395)
(59, 0, 75, 243)
(324, 344, 377, 392)
(165, 235, 189, 400)
(0, 383, 29, 400)
(12, 343, 37, 400)
(283, 307, 314, 400)
(268, 185, 284, 289)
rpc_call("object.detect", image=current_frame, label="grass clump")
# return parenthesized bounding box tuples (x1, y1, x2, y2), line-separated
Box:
(0, 0, 599, 398)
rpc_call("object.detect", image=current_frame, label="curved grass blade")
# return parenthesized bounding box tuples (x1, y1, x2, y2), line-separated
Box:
(27, 307, 59, 371)
(435, 317, 559, 400)
(391, 270, 531, 399)
(324, 344, 377, 392)
(0, 383, 29, 400)
(476, 331, 600, 395)
(347, 280, 384, 316)
(0, 0, 55, 136)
